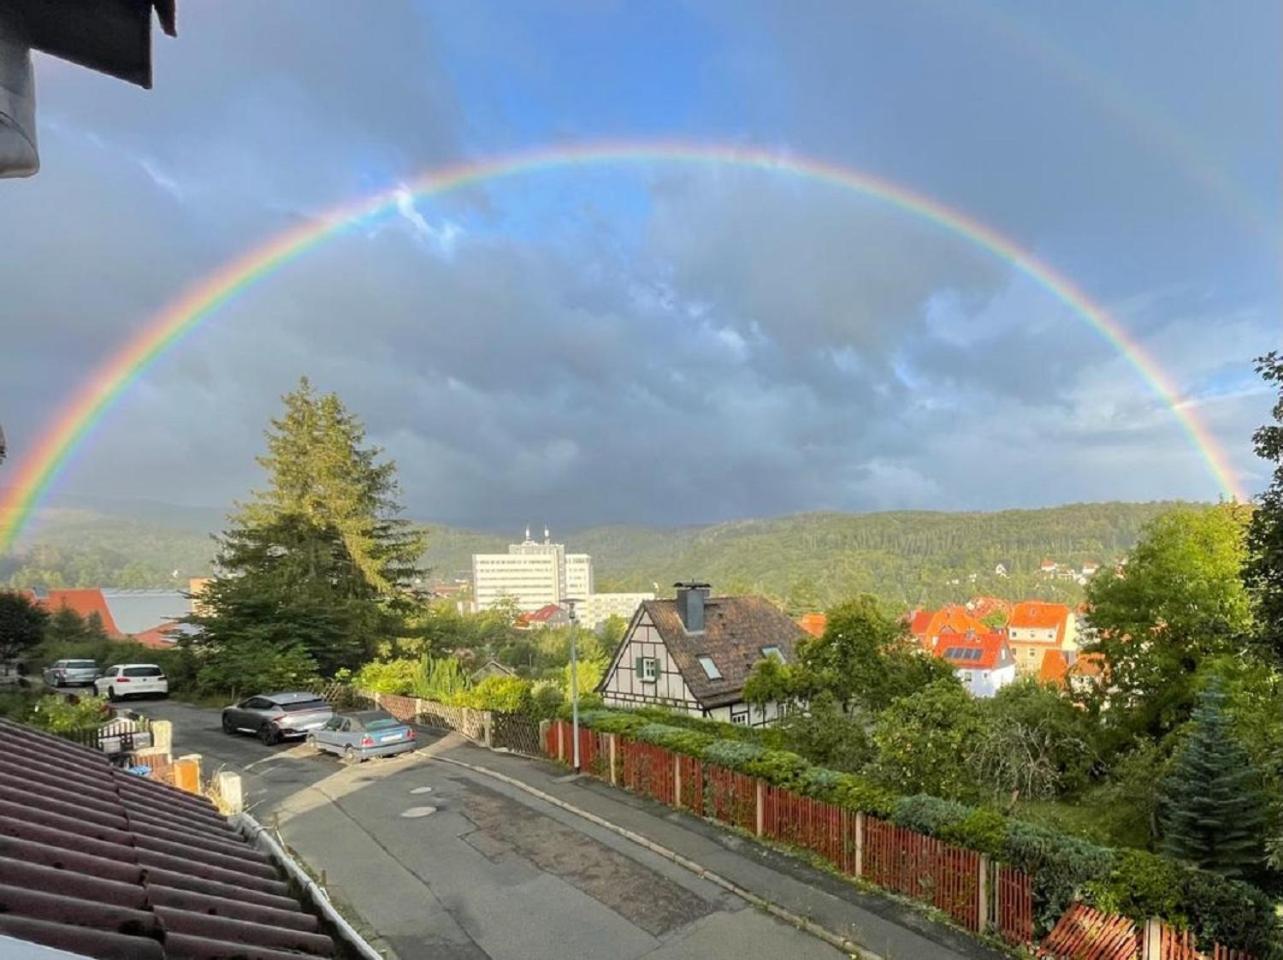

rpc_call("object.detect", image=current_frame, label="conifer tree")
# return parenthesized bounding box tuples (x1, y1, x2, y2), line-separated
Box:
(188, 380, 424, 687)
(1158, 678, 1268, 880)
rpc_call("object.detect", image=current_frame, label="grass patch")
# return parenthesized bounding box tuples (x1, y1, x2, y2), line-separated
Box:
(1012, 793, 1153, 851)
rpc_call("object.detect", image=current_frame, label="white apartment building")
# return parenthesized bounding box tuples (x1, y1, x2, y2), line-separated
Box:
(576, 592, 653, 630)
(566, 553, 594, 599)
(473, 529, 597, 614)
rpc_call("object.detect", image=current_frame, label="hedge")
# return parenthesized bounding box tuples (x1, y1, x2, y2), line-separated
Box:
(562, 708, 1280, 956)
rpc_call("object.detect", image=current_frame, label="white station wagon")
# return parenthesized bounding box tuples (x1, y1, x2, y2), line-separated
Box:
(94, 664, 168, 701)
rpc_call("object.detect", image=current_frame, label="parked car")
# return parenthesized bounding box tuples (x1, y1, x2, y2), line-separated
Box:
(308, 709, 417, 763)
(94, 664, 168, 701)
(222, 692, 334, 745)
(42, 659, 100, 688)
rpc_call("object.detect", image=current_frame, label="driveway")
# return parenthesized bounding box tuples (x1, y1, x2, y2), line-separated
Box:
(135, 700, 847, 960)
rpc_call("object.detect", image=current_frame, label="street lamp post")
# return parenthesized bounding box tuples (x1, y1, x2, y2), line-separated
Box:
(565, 597, 582, 773)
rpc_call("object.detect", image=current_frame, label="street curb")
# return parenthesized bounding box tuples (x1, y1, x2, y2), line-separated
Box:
(434, 754, 880, 960)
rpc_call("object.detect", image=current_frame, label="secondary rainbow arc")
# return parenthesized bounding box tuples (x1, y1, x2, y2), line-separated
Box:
(0, 140, 1247, 553)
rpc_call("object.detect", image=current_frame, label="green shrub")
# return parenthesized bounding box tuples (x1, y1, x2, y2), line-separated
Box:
(352, 658, 420, 695)
(460, 675, 531, 712)
(27, 694, 111, 732)
(891, 794, 970, 836)
(1002, 819, 1115, 933)
(700, 738, 766, 770)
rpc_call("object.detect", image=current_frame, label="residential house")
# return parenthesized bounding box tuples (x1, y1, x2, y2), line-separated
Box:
(966, 596, 1011, 622)
(933, 630, 1016, 697)
(1007, 601, 1077, 675)
(1038, 649, 1105, 695)
(515, 603, 571, 630)
(909, 604, 989, 652)
(0, 717, 336, 959)
(597, 582, 803, 727)
(470, 659, 517, 683)
(25, 588, 122, 637)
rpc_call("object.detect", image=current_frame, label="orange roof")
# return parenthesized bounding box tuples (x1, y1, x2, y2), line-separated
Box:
(797, 613, 827, 638)
(34, 589, 122, 637)
(934, 630, 1012, 671)
(1039, 649, 1105, 687)
(133, 621, 186, 649)
(908, 609, 933, 636)
(1009, 601, 1071, 631)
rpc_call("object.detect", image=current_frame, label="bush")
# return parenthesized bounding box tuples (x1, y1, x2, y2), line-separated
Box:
(460, 675, 531, 713)
(27, 694, 111, 732)
(1002, 819, 1115, 933)
(352, 658, 420, 695)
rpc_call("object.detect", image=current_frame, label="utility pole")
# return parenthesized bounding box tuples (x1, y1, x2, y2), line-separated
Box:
(565, 596, 582, 773)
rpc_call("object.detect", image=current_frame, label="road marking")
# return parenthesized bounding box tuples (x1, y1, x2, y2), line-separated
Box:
(400, 806, 438, 818)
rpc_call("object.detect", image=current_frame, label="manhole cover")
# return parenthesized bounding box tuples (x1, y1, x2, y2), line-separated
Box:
(401, 806, 437, 818)
(410, 786, 433, 795)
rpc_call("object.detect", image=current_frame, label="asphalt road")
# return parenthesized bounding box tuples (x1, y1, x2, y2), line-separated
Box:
(133, 700, 848, 960)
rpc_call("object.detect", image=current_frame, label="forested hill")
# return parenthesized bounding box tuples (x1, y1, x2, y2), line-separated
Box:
(423, 501, 1202, 609)
(4, 501, 1203, 609)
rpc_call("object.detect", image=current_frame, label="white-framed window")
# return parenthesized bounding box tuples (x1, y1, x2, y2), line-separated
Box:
(697, 656, 723, 680)
(730, 709, 749, 726)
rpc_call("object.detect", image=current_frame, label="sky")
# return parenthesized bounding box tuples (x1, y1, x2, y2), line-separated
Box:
(1, 1, 1280, 532)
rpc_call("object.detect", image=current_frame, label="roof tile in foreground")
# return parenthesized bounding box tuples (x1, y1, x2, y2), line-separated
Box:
(0, 717, 335, 960)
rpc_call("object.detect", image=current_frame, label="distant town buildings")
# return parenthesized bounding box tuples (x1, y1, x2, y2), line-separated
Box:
(471, 528, 651, 628)
(1007, 601, 1077, 674)
(934, 630, 1016, 697)
(597, 582, 802, 727)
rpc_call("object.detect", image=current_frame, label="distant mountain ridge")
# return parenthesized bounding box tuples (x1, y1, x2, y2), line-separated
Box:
(3, 501, 1202, 609)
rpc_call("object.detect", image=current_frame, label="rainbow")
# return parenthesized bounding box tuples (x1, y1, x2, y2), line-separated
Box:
(0, 140, 1247, 552)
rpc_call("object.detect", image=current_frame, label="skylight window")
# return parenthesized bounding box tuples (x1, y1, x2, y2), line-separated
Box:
(697, 656, 723, 680)
(761, 645, 783, 661)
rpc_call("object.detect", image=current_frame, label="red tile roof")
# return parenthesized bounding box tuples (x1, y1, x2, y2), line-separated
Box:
(913, 605, 989, 650)
(908, 609, 933, 637)
(0, 718, 335, 960)
(967, 596, 1011, 620)
(31, 588, 123, 637)
(1005, 603, 1067, 634)
(1039, 649, 1105, 687)
(797, 613, 827, 638)
(133, 621, 181, 649)
(933, 630, 1012, 671)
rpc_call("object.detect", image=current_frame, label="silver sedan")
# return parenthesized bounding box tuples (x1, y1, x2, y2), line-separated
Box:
(308, 709, 417, 763)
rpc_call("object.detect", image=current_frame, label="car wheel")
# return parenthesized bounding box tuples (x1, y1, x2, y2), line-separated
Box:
(259, 724, 278, 746)
(306, 734, 321, 754)
(342, 745, 359, 765)
(221, 715, 235, 734)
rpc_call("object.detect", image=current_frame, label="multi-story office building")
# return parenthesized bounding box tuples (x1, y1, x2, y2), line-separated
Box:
(473, 529, 593, 613)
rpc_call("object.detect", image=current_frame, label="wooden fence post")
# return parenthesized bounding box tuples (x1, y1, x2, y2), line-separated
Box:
(557, 720, 565, 762)
(673, 754, 682, 808)
(482, 711, 493, 749)
(755, 780, 765, 837)
(538, 719, 550, 756)
(854, 811, 865, 878)
(609, 734, 618, 785)
(1141, 918, 1162, 960)
(977, 855, 990, 932)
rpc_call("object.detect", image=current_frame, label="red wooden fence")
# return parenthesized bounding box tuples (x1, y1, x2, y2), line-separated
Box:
(541, 725, 1252, 960)
(761, 784, 859, 876)
(995, 862, 1034, 944)
(863, 815, 982, 931)
(1039, 903, 1139, 960)
(620, 739, 676, 806)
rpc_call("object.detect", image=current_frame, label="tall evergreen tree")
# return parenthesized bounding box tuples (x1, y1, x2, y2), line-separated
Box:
(1158, 678, 1268, 880)
(188, 381, 424, 687)
(0, 590, 47, 661)
(1244, 351, 1283, 662)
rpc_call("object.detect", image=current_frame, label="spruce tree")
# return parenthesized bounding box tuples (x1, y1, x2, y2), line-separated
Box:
(1158, 678, 1268, 879)
(188, 380, 424, 686)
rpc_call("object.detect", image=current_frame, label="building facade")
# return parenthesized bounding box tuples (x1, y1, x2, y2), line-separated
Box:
(934, 630, 1017, 697)
(472, 528, 596, 613)
(576, 592, 653, 631)
(597, 584, 802, 728)
(1007, 601, 1077, 675)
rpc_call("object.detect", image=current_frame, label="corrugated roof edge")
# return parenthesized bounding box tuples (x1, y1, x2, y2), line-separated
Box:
(235, 813, 386, 960)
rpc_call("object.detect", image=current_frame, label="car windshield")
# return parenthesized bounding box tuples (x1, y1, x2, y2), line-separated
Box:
(124, 666, 162, 677)
(364, 718, 403, 732)
(280, 699, 329, 713)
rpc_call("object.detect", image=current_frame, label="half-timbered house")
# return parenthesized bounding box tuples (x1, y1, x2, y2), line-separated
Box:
(596, 582, 803, 727)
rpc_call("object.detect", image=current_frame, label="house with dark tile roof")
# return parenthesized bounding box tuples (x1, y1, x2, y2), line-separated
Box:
(596, 583, 803, 728)
(0, 717, 336, 960)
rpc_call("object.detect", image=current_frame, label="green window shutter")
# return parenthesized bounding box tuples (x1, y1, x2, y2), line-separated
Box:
(634, 656, 644, 678)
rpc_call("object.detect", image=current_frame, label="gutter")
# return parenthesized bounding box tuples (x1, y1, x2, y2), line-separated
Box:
(234, 812, 387, 960)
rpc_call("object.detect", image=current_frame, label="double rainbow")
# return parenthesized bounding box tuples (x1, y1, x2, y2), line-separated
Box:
(0, 141, 1246, 552)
